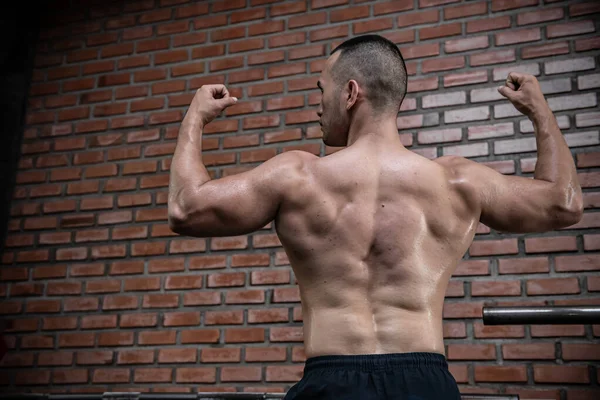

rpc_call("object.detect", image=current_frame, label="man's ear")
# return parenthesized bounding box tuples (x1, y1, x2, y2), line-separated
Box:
(346, 80, 359, 111)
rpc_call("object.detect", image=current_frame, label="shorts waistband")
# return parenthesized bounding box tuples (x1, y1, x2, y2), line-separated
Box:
(304, 352, 448, 373)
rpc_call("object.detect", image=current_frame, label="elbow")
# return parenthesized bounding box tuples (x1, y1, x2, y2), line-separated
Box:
(561, 203, 584, 227)
(168, 203, 186, 234)
(551, 193, 584, 229)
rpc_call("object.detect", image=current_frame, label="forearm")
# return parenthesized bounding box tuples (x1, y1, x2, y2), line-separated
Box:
(531, 107, 582, 210)
(168, 113, 211, 217)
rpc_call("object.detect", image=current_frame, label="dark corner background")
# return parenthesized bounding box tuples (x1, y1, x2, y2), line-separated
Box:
(0, 3, 45, 256)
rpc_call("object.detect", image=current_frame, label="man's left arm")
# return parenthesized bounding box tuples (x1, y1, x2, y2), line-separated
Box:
(168, 84, 309, 237)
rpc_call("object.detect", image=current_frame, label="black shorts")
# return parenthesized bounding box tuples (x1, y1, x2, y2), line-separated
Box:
(284, 352, 461, 400)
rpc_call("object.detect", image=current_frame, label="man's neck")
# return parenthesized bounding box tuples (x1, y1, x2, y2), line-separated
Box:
(346, 112, 402, 147)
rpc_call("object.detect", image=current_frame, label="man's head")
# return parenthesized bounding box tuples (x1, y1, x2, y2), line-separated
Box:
(317, 34, 407, 146)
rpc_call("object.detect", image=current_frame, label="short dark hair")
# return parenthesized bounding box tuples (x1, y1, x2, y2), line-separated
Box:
(330, 34, 407, 113)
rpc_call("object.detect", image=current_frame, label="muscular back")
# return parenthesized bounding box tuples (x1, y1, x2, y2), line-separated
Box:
(275, 140, 480, 358)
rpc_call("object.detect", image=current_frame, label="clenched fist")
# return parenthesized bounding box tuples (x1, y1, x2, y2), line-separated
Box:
(188, 84, 237, 127)
(498, 73, 549, 118)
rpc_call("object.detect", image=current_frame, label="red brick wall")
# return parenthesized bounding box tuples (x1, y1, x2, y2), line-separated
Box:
(2, 0, 600, 397)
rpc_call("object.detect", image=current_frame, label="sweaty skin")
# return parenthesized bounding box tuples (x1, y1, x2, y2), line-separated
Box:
(274, 138, 477, 359)
(168, 54, 582, 362)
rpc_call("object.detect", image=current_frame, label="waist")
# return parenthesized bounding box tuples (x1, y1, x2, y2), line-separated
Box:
(304, 352, 449, 373)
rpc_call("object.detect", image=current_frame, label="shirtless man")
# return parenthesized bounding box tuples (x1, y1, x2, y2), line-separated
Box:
(168, 34, 583, 399)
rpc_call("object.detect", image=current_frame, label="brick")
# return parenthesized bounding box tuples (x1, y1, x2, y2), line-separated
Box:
(467, 16, 511, 33)
(139, 330, 176, 345)
(525, 236, 577, 253)
(59, 332, 95, 348)
(474, 323, 524, 338)
(417, 128, 462, 144)
(444, 106, 490, 124)
(492, 0, 538, 11)
(98, 331, 134, 347)
(248, 308, 289, 324)
(220, 366, 262, 382)
(576, 37, 600, 52)
(246, 347, 287, 363)
(447, 344, 496, 360)
(156, 348, 198, 364)
(467, 123, 514, 141)
(578, 73, 600, 90)
(273, 287, 300, 303)
(471, 49, 515, 67)
(119, 313, 157, 328)
(518, 8, 564, 25)
(445, 1, 486, 19)
(62, 296, 100, 313)
(22, 335, 54, 349)
(139, 8, 172, 24)
(585, 235, 600, 251)
(497, 28, 541, 46)
(123, 26, 153, 41)
(271, 1, 306, 16)
(555, 254, 600, 272)
(353, 18, 394, 35)
(562, 343, 600, 360)
(143, 293, 179, 308)
(494, 136, 538, 154)
(423, 91, 465, 108)
(103, 295, 138, 310)
(249, 20, 284, 36)
(38, 351, 74, 366)
(269, 32, 306, 49)
(15, 370, 51, 385)
(470, 87, 504, 103)
(531, 325, 585, 337)
(547, 20, 595, 39)
(210, 56, 244, 72)
(123, 277, 160, 292)
(310, 25, 349, 42)
(419, 0, 459, 6)
(570, 1, 600, 16)
(577, 112, 600, 128)
(134, 368, 172, 383)
(249, 51, 284, 65)
(311, 0, 347, 8)
(269, 63, 305, 78)
(288, 44, 325, 61)
(76, 351, 113, 366)
(164, 311, 200, 326)
(85, 279, 120, 294)
(400, 43, 439, 60)
(87, 32, 118, 47)
(98, 73, 130, 87)
(547, 93, 597, 112)
(422, 56, 464, 73)
(444, 70, 488, 87)
(175, 367, 216, 383)
(194, 14, 228, 29)
(117, 349, 154, 365)
(231, 7, 266, 23)
(502, 343, 555, 360)
(93, 368, 130, 383)
(420, 23, 462, 41)
(475, 365, 527, 382)
(534, 365, 589, 383)
(472, 280, 521, 296)
(527, 277, 580, 295)
(445, 36, 488, 53)
(330, 5, 369, 22)
(545, 57, 595, 75)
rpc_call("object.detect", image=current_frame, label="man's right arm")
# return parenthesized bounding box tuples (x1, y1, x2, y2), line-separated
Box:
(440, 73, 583, 233)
